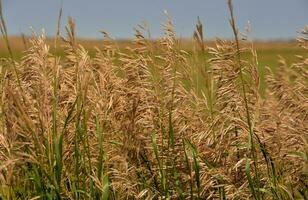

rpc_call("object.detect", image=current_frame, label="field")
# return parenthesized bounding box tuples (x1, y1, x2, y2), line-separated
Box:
(0, 2, 307, 200)
(1, 37, 306, 66)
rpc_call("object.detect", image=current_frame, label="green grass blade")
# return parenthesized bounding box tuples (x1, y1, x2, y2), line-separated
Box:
(183, 139, 193, 199)
(185, 139, 200, 199)
(245, 159, 260, 200)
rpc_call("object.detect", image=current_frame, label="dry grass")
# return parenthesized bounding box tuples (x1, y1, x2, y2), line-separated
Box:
(0, 1, 307, 199)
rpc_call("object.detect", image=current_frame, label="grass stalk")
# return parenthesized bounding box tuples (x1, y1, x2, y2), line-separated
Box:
(227, 0, 261, 198)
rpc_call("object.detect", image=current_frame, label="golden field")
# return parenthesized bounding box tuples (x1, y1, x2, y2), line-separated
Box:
(0, 1, 307, 199)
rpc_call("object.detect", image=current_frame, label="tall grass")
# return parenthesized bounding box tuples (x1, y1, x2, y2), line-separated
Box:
(0, 1, 307, 199)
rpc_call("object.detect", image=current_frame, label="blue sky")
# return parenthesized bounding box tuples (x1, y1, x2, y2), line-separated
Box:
(3, 0, 308, 40)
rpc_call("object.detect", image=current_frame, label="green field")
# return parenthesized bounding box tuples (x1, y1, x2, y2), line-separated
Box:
(1, 37, 306, 67)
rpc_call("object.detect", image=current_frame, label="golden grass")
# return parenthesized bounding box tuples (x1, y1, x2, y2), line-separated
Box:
(0, 1, 307, 199)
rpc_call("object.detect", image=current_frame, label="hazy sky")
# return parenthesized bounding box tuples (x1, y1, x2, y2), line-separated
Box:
(3, 0, 308, 40)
